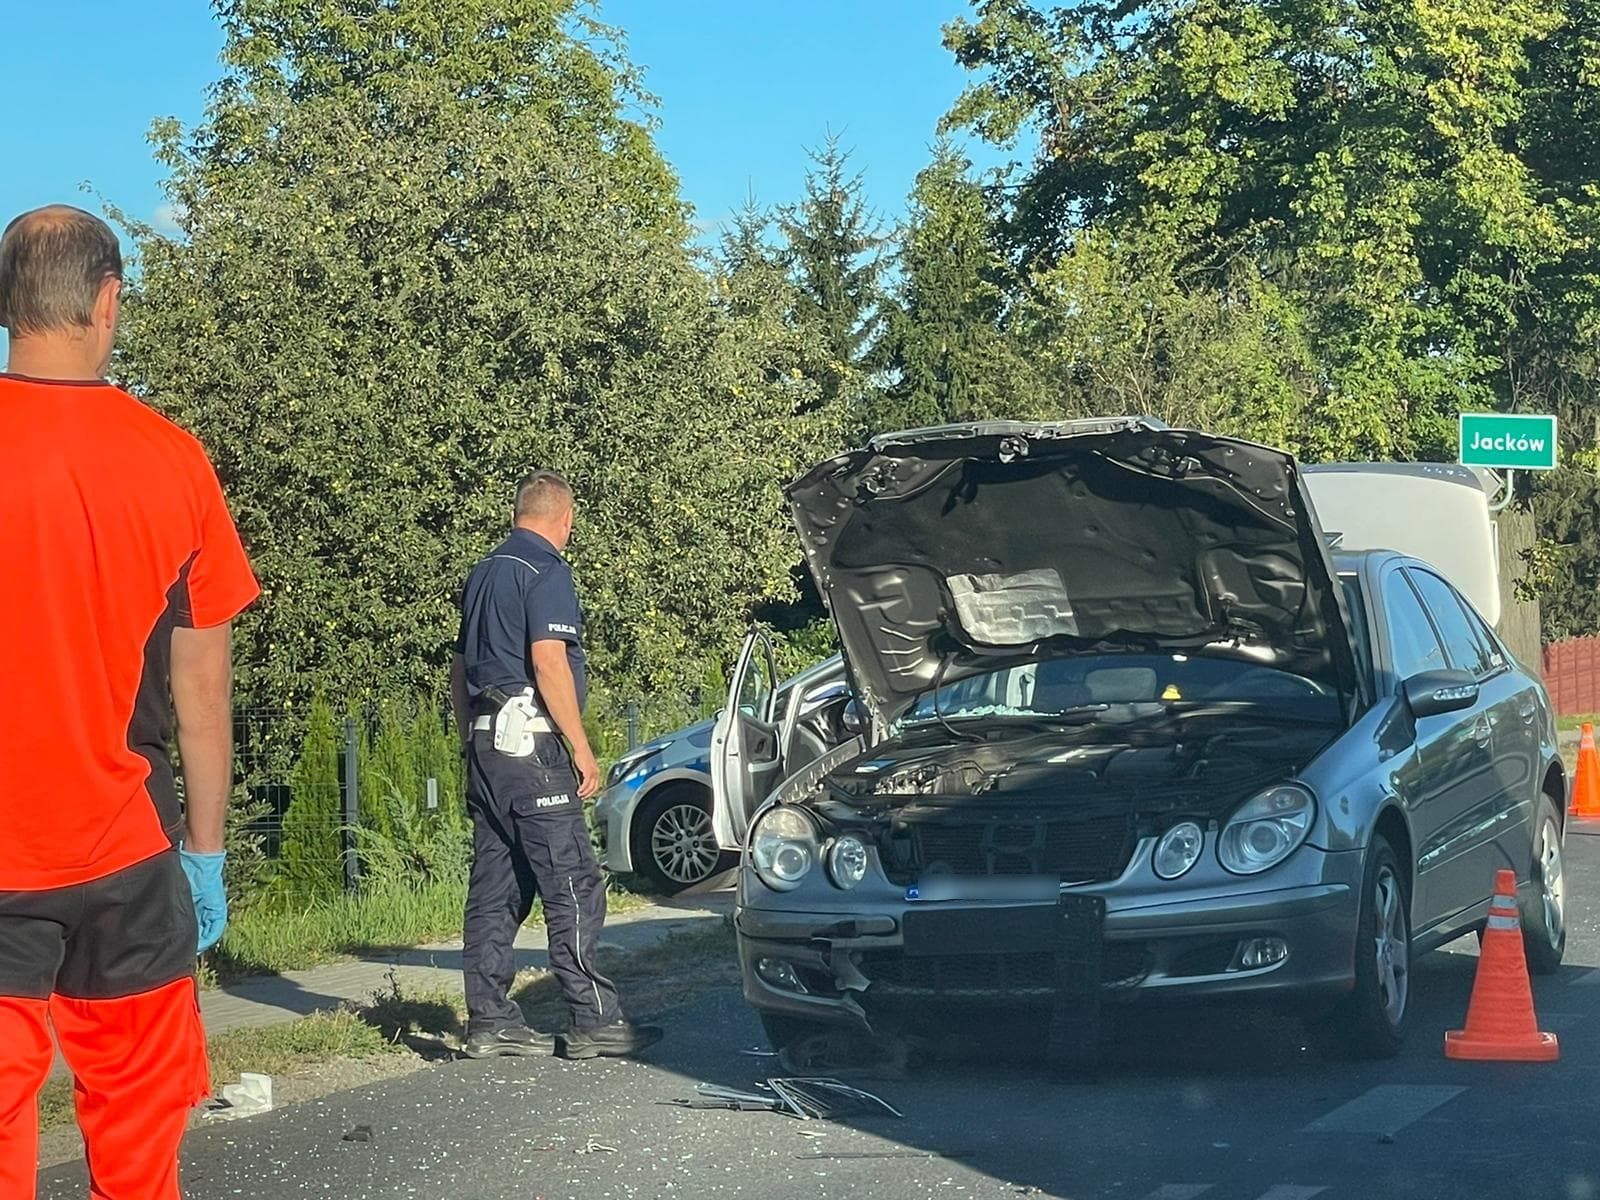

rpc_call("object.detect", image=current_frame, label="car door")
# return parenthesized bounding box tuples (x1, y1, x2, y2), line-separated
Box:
(710, 629, 782, 852)
(1466, 603, 1546, 813)
(1406, 567, 1532, 907)
(1377, 566, 1495, 928)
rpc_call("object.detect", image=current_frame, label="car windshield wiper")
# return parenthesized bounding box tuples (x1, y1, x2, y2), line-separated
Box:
(1170, 702, 1343, 728)
(900, 704, 1111, 731)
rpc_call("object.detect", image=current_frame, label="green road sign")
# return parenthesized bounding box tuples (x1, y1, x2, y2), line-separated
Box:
(1458, 413, 1559, 471)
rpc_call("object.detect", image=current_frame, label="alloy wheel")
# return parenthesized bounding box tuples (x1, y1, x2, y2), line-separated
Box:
(1374, 865, 1409, 1027)
(1538, 814, 1566, 951)
(651, 803, 720, 885)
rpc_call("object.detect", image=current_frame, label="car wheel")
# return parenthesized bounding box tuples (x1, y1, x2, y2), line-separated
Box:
(1522, 794, 1566, 976)
(1323, 835, 1410, 1059)
(631, 785, 734, 896)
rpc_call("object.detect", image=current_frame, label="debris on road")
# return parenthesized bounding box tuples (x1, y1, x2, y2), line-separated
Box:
(771, 1077, 902, 1120)
(671, 1077, 902, 1120)
(201, 1072, 274, 1122)
(673, 1083, 783, 1113)
(341, 1125, 373, 1143)
(577, 1137, 617, 1154)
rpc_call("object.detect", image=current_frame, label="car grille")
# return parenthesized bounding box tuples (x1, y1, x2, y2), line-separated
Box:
(891, 813, 1135, 882)
(864, 942, 1150, 998)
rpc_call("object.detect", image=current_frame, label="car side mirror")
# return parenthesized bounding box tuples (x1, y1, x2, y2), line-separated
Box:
(1403, 669, 1480, 719)
(840, 699, 866, 735)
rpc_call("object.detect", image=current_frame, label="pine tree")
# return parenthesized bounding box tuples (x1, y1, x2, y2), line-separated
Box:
(362, 701, 420, 839)
(778, 136, 888, 419)
(872, 142, 1030, 432)
(277, 692, 345, 903)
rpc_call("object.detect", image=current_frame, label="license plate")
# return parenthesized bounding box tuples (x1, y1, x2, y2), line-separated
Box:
(900, 894, 1105, 959)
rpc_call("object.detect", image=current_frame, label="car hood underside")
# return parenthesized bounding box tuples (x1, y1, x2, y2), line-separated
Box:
(786, 419, 1360, 728)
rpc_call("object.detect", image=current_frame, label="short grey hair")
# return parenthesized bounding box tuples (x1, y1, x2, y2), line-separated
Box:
(0, 206, 123, 336)
(514, 470, 573, 522)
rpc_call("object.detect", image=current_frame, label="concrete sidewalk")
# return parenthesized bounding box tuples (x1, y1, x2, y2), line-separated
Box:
(45, 891, 733, 1080)
(200, 891, 734, 1035)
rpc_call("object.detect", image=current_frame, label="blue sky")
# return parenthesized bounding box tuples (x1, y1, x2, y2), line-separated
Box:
(0, 0, 1006, 254)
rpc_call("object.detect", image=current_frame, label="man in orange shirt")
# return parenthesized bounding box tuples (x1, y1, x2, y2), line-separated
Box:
(0, 206, 259, 1199)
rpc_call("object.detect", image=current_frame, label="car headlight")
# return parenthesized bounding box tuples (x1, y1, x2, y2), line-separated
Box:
(1218, 784, 1316, 875)
(751, 807, 819, 891)
(604, 747, 662, 790)
(825, 835, 869, 889)
(1153, 821, 1204, 880)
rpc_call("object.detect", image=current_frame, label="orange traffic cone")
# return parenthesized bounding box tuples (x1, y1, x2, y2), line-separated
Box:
(1444, 869, 1559, 1062)
(1571, 723, 1600, 819)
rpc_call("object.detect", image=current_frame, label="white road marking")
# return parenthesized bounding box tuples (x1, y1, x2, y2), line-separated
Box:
(1141, 1187, 1212, 1200)
(1302, 1084, 1466, 1136)
(1254, 1189, 1328, 1200)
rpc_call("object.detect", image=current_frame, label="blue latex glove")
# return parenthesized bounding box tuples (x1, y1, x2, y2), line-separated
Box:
(179, 846, 229, 955)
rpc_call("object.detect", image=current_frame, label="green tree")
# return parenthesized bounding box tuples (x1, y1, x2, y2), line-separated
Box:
(1535, 470, 1600, 640)
(1012, 227, 1320, 448)
(713, 196, 828, 417)
(361, 701, 420, 839)
(942, 0, 1600, 460)
(115, 0, 830, 714)
(871, 142, 1040, 431)
(278, 692, 345, 903)
(779, 137, 889, 420)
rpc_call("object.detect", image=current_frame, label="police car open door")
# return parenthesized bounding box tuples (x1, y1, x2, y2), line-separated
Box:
(710, 629, 783, 852)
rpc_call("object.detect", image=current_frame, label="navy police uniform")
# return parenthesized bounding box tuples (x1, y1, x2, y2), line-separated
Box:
(456, 528, 622, 1036)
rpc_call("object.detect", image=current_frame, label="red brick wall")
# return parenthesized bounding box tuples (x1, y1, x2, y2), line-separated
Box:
(1542, 637, 1600, 715)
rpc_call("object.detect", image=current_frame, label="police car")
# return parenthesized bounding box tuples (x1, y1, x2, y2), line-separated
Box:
(594, 655, 852, 893)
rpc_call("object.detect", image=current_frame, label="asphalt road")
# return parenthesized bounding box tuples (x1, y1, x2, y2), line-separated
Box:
(41, 832, 1600, 1200)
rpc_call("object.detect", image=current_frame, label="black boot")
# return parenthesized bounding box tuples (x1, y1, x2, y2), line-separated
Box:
(558, 1021, 664, 1060)
(462, 1024, 555, 1059)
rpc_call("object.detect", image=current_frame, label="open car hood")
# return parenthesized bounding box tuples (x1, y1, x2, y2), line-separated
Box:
(785, 419, 1360, 728)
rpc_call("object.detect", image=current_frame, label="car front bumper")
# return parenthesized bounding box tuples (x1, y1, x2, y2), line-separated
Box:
(736, 846, 1364, 1031)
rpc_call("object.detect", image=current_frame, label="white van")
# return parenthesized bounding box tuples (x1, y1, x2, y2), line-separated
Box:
(1302, 461, 1504, 625)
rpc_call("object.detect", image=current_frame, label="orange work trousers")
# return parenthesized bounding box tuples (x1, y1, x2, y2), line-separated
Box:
(0, 852, 209, 1199)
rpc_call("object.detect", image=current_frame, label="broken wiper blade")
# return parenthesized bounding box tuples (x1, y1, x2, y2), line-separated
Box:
(676, 1078, 903, 1121)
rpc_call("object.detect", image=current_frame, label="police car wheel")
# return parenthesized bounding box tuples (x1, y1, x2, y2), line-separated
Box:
(632, 786, 734, 895)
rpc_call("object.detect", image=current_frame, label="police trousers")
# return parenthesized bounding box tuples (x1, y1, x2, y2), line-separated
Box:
(462, 731, 622, 1034)
(0, 850, 209, 1200)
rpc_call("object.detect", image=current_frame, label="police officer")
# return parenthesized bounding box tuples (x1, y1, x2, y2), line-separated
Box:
(450, 470, 662, 1060)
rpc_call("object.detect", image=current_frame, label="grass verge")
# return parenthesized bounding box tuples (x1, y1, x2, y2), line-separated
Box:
(209, 879, 469, 981)
(204, 877, 654, 983)
(41, 919, 737, 1136)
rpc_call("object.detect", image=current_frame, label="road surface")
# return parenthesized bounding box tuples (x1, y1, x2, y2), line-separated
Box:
(40, 832, 1600, 1200)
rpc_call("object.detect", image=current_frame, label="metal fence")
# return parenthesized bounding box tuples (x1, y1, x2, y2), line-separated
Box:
(228, 689, 709, 898)
(232, 707, 357, 894)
